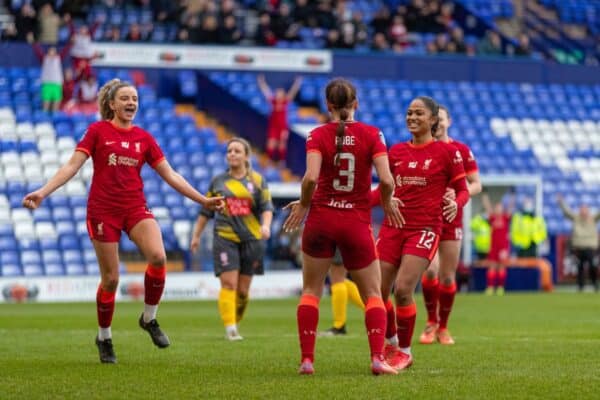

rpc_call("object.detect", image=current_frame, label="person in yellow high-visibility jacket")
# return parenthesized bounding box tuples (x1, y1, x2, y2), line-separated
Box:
(470, 213, 491, 260)
(510, 198, 547, 258)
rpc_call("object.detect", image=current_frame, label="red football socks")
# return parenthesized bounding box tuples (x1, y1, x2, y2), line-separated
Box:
(421, 276, 440, 324)
(297, 294, 319, 363)
(96, 285, 116, 328)
(486, 268, 498, 288)
(438, 282, 457, 330)
(365, 297, 386, 358)
(497, 268, 507, 288)
(384, 298, 397, 340)
(144, 265, 166, 306)
(396, 302, 417, 348)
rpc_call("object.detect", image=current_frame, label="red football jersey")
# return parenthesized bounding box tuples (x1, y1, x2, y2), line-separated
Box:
(76, 121, 165, 213)
(443, 138, 479, 228)
(387, 139, 465, 232)
(489, 213, 511, 250)
(269, 97, 289, 126)
(307, 121, 387, 223)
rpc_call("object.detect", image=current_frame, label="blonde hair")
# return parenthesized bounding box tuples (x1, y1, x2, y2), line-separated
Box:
(227, 137, 256, 184)
(97, 78, 135, 120)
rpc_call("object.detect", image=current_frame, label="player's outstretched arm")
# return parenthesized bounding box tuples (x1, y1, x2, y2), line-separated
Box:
(22, 150, 88, 209)
(257, 74, 272, 99)
(154, 160, 224, 211)
(287, 76, 303, 101)
(190, 214, 209, 253)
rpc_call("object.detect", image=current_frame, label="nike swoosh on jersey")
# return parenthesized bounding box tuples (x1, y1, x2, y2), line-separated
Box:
(105, 141, 116, 145)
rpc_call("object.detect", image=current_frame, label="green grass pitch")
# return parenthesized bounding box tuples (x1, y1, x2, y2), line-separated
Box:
(1, 292, 599, 399)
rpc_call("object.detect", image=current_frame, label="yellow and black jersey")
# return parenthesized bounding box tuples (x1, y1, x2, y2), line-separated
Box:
(200, 171, 274, 243)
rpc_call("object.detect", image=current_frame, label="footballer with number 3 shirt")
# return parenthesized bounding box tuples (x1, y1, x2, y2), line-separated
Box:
(22, 79, 223, 364)
(371, 96, 469, 371)
(418, 105, 482, 346)
(283, 78, 404, 376)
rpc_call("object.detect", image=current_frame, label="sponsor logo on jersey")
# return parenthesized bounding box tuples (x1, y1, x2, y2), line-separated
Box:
(397, 176, 427, 186)
(108, 153, 139, 167)
(326, 198, 354, 209)
(108, 153, 117, 166)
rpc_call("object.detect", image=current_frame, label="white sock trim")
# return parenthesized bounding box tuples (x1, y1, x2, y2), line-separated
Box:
(98, 327, 112, 340)
(143, 304, 158, 323)
(400, 346, 411, 356)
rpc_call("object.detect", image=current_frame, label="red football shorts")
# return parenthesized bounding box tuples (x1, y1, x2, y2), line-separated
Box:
(87, 206, 155, 242)
(487, 244, 510, 263)
(377, 225, 440, 267)
(302, 208, 377, 270)
(440, 221, 463, 241)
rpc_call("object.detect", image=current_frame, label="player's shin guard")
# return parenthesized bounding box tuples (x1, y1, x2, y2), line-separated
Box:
(297, 294, 319, 363)
(486, 268, 498, 288)
(236, 293, 249, 323)
(96, 285, 116, 329)
(365, 297, 386, 358)
(396, 302, 417, 349)
(438, 282, 457, 330)
(421, 275, 439, 324)
(331, 282, 348, 329)
(497, 268, 507, 288)
(384, 298, 397, 340)
(144, 265, 166, 306)
(218, 288, 237, 327)
(345, 279, 365, 310)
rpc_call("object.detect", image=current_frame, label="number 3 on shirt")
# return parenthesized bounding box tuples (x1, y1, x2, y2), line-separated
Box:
(333, 153, 355, 192)
(418, 230, 437, 250)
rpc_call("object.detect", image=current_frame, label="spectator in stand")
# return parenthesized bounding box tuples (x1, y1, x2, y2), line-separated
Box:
(257, 74, 302, 166)
(371, 32, 390, 52)
(371, 6, 391, 35)
(15, 4, 37, 43)
(338, 22, 357, 50)
(351, 11, 369, 46)
(557, 194, 600, 292)
(61, 67, 76, 110)
(428, 33, 449, 54)
(37, 3, 61, 45)
(104, 25, 121, 42)
(315, 1, 336, 30)
(272, 3, 301, 42)
(32, 41, 72, 113)
(325, 29, 341, 49)
(1, 22, 19, 41)
(255, 12, 277, 46)
(292, 0, 312, 27)
(193, 15, 220, 44)
(438, 1, 455, 31)
(125, 23, 146, 42)
(477, 30, 503, 56)
(449, 26, 467, 54)
(388, 15, 408, 50)
(219, 15, 242, 44)
(514, 33, 532, 56)
(67, 14, 102, 81)
(76, 73, 99, 106)
(150, 0, 179, 23)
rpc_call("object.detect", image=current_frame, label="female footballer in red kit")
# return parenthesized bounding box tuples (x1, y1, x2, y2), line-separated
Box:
(283, 78, 403, 375)
(22, 79, 223, 363)
(419, 105, 481, 345)
(373, 96, 469, 370)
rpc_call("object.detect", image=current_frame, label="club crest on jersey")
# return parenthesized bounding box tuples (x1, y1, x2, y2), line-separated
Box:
(220, 252, 229, 266)
(97, 222, 104, 236)
(121, 141, 129, 149)
(246, 182, 255, 192)
(395, 175, 403, 186)
(135, 142, 141, 153)
(423, 159, 432, 170)
(453, 150, 463, 164)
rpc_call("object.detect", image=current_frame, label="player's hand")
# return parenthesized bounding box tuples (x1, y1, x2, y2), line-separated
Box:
(202, 196, 224, 211)
(260, 225, 271, 240)
(22, 190, 45, 210)
(282, 200, 307, 232)
(443, 199, 458, 222)
(383, 197, 405, 228)
(444, 187, 456, 201)
(190, 237, 200, 253)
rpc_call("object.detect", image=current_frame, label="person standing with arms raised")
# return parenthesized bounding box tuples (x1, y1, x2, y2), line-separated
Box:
(283, 78, 404, 375)
(22, 79, 223, 363)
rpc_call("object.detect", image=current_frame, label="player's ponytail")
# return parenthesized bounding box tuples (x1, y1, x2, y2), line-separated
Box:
(98, 78, 134, 120)
(325, 78, 356, 167)
(416, 95, 440, 135)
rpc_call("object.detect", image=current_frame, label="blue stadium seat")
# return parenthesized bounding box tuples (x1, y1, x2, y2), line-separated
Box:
(65, 263, 86, 275)
(1, 264, 22, 276)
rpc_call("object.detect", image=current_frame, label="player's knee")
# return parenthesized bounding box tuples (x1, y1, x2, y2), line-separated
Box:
(147, 252, 166, 267)
(102, 276, 119, 292)
(425, 269, 437, 280)
(441, 276, 455, 286)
